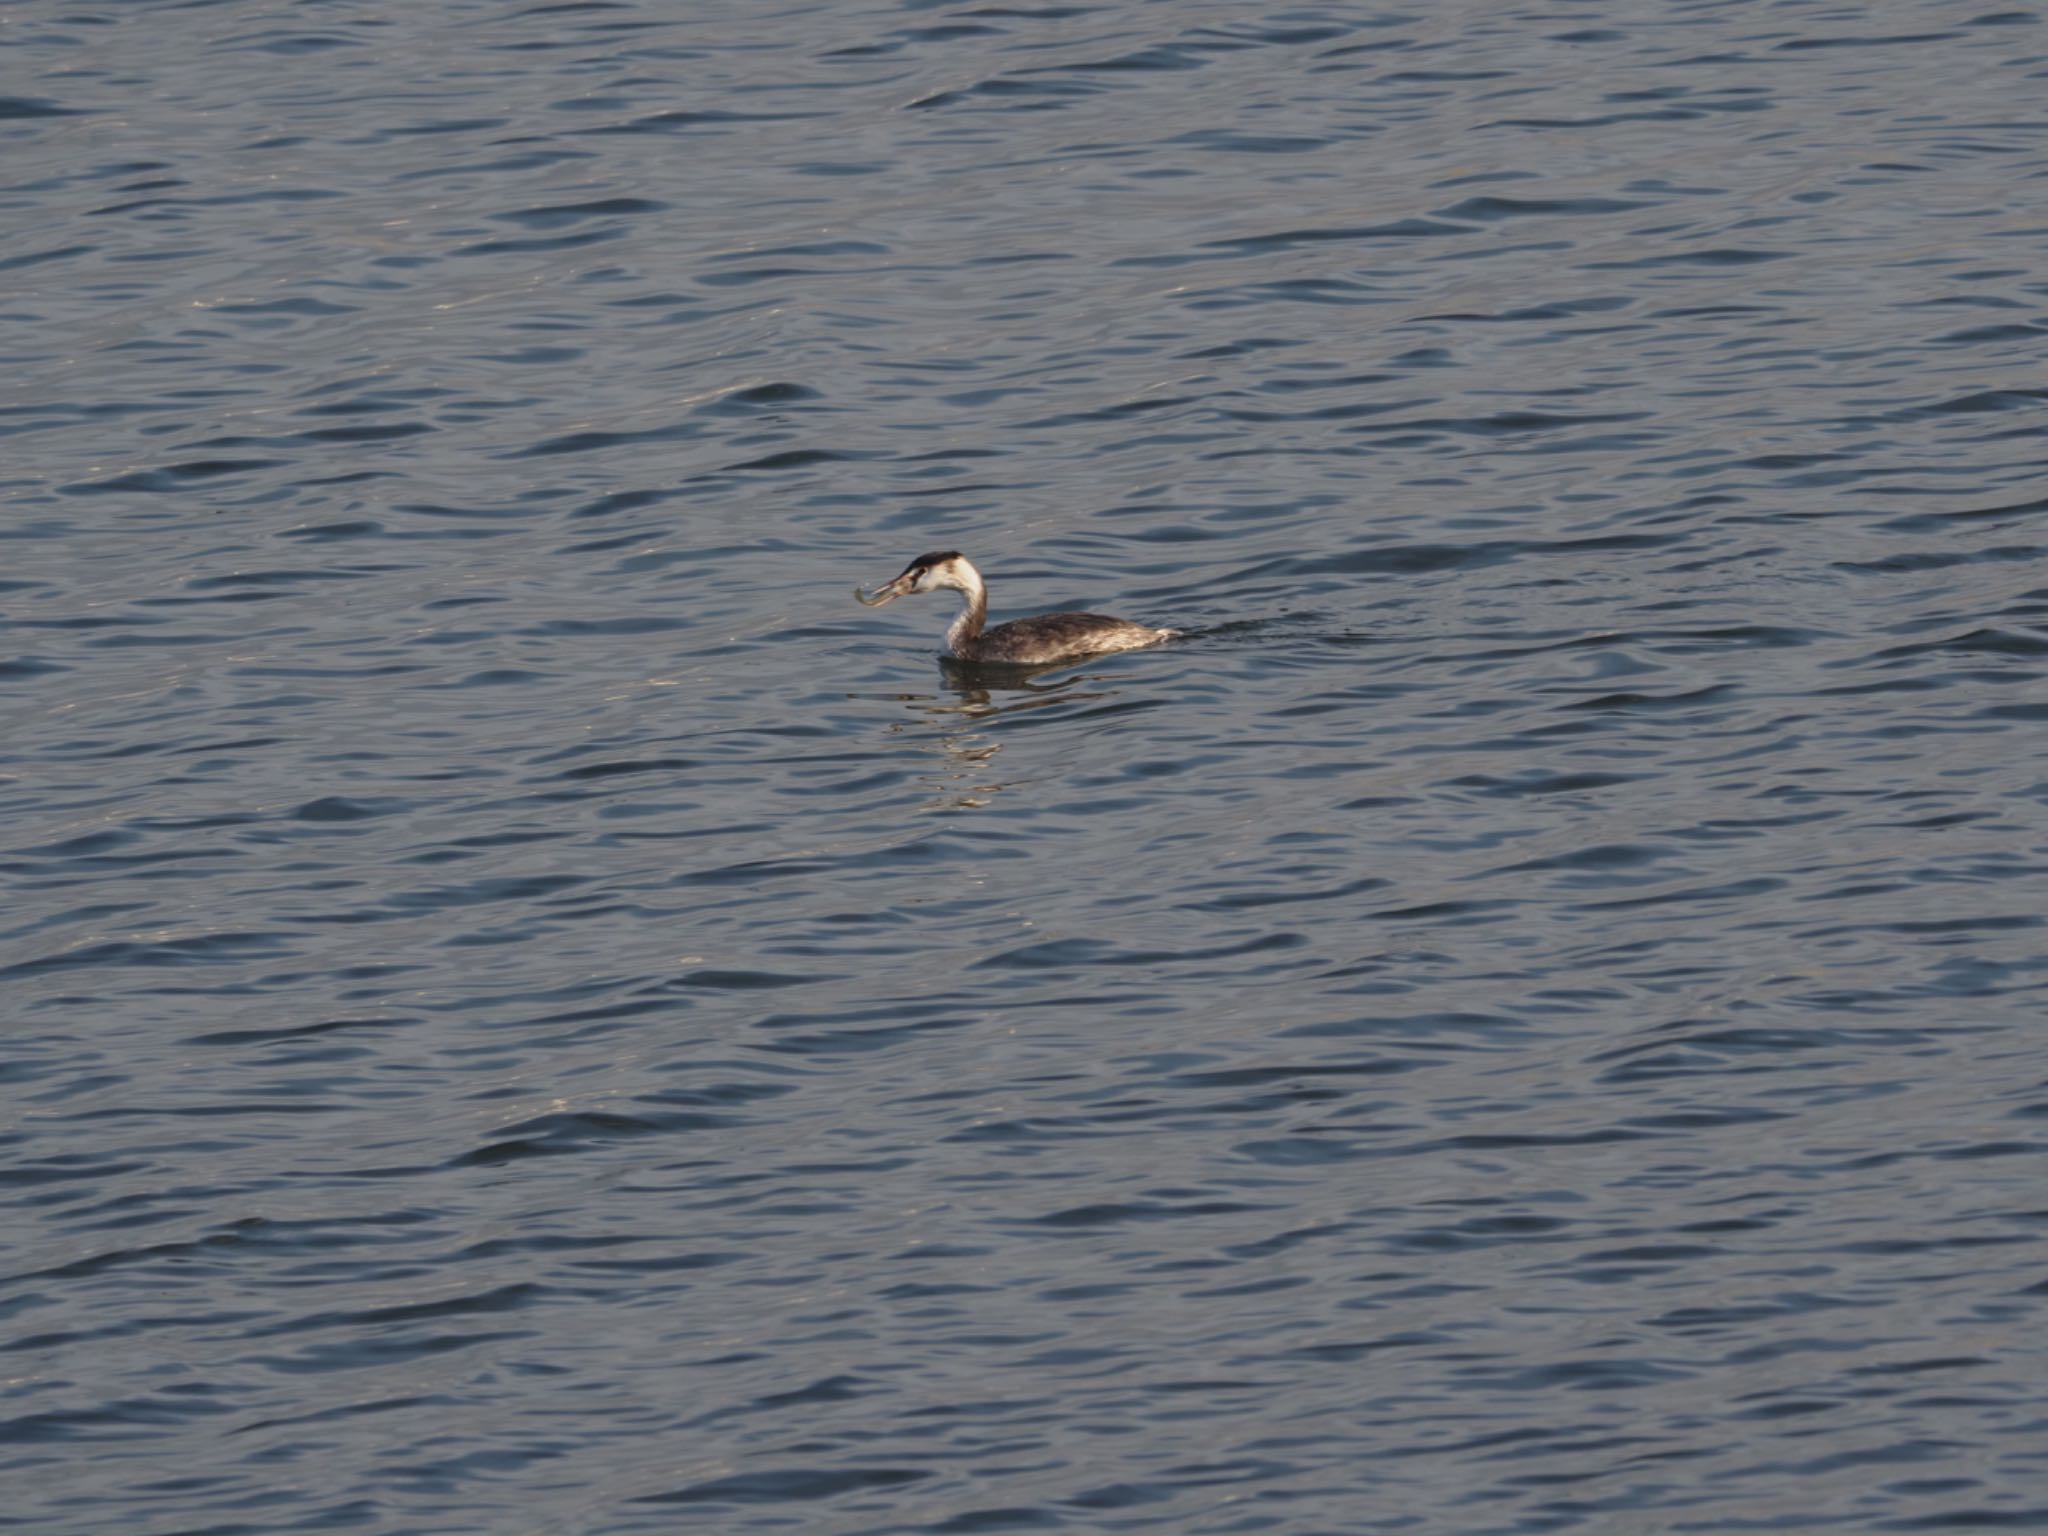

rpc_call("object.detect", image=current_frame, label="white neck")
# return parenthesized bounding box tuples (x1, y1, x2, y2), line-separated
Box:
(942, 562, 988, 655)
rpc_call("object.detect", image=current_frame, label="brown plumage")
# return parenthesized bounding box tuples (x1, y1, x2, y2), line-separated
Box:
(855, 551, 1173, 666)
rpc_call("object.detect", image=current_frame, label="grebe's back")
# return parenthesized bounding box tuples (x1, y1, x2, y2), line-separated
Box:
(856, 552, 1172, 666)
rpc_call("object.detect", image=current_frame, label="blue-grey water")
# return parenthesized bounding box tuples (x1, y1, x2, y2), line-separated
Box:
(6, 3, 2048, 1532)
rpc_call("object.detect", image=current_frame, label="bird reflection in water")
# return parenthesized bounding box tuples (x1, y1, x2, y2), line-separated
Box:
(887, 662, 1117, 812)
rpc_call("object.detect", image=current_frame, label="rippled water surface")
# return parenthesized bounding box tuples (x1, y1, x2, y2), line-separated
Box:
(8, 2, 2048, 1531)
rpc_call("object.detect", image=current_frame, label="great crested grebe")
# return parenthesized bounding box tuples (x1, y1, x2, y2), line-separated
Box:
(855, 551, 1173, 666)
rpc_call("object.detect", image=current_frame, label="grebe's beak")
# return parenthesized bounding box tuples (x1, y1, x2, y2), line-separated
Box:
(854, 570, 914, 607)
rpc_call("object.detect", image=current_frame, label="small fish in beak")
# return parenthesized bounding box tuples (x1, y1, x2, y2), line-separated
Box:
(856, 558, 931, 607)
(853, 571, 912, 607)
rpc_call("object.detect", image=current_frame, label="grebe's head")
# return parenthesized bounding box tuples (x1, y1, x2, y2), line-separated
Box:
(855, 551, 977, 607)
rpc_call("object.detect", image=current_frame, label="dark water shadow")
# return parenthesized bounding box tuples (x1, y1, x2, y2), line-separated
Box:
(936, 653, 1122, 697)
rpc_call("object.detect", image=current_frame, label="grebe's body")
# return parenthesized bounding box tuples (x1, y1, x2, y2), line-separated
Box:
(857, 552, 1172, 666)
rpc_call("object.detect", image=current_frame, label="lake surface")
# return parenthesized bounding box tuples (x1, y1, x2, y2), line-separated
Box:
(6, 3, 2048, 1531)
